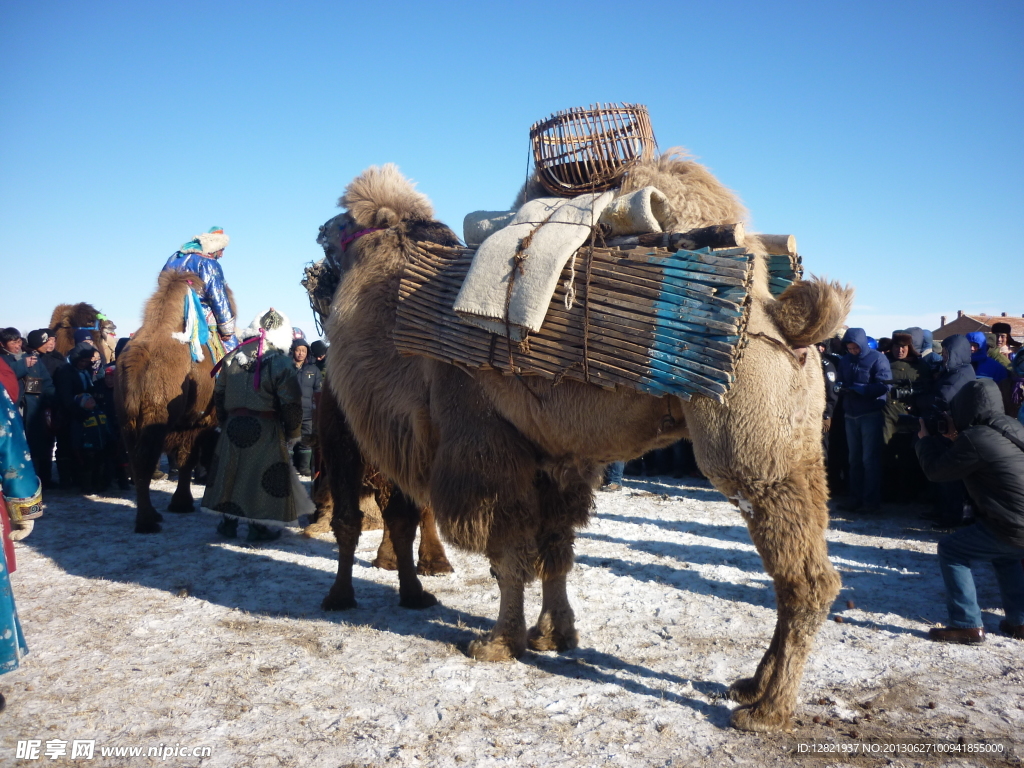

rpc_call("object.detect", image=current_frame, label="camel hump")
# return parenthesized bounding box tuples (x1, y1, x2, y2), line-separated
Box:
(767, 277, 854, 348)
(339, 163, 435, 229)
(158, 268, 201, 291)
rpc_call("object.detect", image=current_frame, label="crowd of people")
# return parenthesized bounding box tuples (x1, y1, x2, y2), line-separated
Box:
(1, 223, 1022, 712)
(820, 323, 1024, 645)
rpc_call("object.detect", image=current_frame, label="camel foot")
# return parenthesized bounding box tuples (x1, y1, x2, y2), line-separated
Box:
(399, 590, 439, 610)
(527, 624, 579, 652)
(167, 499, 195, 513)
(154, 511, 164, 522)
(468, 634, 525, 662)
(302, 518, 333, 537)
(727, 677, 765, 705)
(417, 557, 454, 576)
(730, 703, 794, 733)
(321, 590, 357, 611)
(135, 518, 162, 534)
(371, 556, 398, 571)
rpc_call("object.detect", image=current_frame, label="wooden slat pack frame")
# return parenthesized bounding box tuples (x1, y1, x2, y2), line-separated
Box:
(393, 240, 757, 402)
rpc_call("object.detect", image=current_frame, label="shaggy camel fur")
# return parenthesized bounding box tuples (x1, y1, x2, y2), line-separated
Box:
(324, 159, 852, 733)
(304, 377, 452, 600)
(49, 302, 116, 363)
(115, 271, 233, 533)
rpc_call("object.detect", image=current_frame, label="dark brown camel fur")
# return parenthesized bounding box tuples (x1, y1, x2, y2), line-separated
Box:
(49, 302, 116, 363)
(115, 270, 233, 533)
(324, 159, 853, 733)
(303, 377, 453, 600)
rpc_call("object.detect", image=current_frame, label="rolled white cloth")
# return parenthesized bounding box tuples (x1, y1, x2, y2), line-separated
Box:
(598, 186, 673, 236)
(453, 191, 614, 341)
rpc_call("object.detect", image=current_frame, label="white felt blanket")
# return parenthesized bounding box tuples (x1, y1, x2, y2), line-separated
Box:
(454, 191, 614, 341)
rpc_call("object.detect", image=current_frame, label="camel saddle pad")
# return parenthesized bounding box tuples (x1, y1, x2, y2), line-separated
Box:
(395, 241, 754, 402)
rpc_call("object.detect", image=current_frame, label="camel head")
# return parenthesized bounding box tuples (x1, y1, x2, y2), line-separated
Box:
(321, 164, 460, 274)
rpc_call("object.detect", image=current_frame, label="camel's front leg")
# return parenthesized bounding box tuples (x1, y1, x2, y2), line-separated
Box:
(727, 474, 840, 733)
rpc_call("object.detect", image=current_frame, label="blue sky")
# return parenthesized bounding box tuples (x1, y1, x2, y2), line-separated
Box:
(1, 0, 1021, 342)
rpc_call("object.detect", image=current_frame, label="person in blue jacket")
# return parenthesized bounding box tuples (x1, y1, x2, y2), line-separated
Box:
(162, 227, 238, 352)
(965, 332, 1009, 385)
(836, 328, 892, 513)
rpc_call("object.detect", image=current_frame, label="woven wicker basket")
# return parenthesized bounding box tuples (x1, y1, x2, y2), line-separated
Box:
(530, 103, 657, 196)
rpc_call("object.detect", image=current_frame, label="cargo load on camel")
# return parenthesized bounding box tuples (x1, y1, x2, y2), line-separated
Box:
(306, 104, 808, 404)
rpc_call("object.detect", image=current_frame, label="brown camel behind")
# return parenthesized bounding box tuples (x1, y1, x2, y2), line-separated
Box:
(304, 377, 452, 607)
(49, 302, 117, 363)
(323, 158, 853, 733)
(115, 270, 232, 533)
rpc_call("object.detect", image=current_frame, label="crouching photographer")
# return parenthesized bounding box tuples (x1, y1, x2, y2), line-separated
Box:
(915, 378, 1024, 644)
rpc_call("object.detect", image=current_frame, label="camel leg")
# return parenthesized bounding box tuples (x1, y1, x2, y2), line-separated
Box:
(469, 552, 529, 661)
(380, 492, 437, 609)
(527, 476, 590, 652)
(167, 431, 200, 513)
(371, 488, 399, 570)
(128, 425, 166, 534)
(726, 464, 840, 733)
(416, 506, 454, 576)
(321, 421, 365, 611)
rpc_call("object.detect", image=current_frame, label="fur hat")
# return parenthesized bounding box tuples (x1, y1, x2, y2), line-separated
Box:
(991, 322, 1018, 345)
(237, 308, 293, 360)
(26, 329, 50, 349)
(890, 331, 919, 360)
(309, 340, 328, 358)
(180, 226, 230, 255)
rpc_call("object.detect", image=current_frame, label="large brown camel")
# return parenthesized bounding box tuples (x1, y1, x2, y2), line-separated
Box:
(323, 157, 852, 733)
(115, 270, 232, 533)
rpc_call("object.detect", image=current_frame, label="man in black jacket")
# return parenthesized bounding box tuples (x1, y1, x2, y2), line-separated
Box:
(915, 378, 1024, 644)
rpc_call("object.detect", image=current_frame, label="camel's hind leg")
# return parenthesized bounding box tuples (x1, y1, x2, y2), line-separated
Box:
(166, 429, 206, 513)
(416, 507, 454, 576)
(723, 460, 840, 732)
(127, 424, 166, 533)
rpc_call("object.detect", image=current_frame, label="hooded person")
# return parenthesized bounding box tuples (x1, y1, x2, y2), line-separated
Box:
(835, 328, 892, 513)
(161, 226, 239, 354)
(966, 332, 1009, 384)
(200, 308, 314, 542)
(915, 378, 1024, 644)
(905, 327, 940, 370)
(934, 335, 976, 411)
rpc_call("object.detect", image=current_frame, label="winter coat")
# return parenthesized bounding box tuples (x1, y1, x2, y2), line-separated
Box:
(966, 332, 1009, 383)
(932, 335, 976, 412)
(296, 361, 322, 425)
(907, 327, 941, 370)
(837, 328, 892, 416)
(162, 251, 235, 335)
(821, 354, 839, 420)
(915, 378, 1024, 548)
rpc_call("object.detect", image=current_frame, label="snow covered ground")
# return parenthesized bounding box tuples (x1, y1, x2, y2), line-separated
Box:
(2, 475, 1021, 767)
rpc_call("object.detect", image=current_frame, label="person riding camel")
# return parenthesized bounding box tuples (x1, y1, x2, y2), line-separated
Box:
(162, 226, 239, 354)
